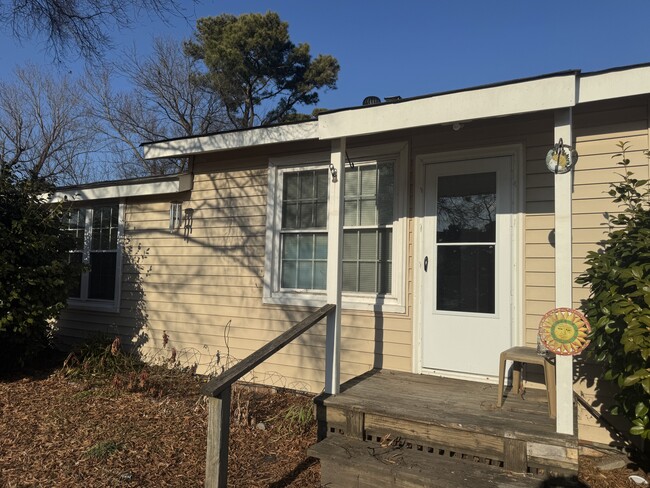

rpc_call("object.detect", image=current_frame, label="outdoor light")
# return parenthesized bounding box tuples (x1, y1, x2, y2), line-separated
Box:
(169, 201, 182, 232)
(545, 138, 578, 174)
(183, 207, 194, 240)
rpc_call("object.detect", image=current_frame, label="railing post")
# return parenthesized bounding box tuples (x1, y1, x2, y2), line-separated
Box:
(200, 305, 333, 487)
(205, 386, 231, 488)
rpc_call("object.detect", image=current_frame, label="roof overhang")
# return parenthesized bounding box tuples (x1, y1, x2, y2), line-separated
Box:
(318, 73, 577, 139)
(141, 63, 650, 160)
(578, 64, 650, 103)
(142, 121, 319, 160)
(50, 173, 193, 202)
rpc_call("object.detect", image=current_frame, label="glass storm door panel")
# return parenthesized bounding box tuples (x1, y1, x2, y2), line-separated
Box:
(421, 157, 513, 379)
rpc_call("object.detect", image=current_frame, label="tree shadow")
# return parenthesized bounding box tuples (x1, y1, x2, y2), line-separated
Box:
(53, 233, 152, 361)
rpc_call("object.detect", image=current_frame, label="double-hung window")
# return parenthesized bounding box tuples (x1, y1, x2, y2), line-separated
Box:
(280, 168, 329, 290)
(64, 203, 123, 311)
(342, 160, 394, 294)
(265, 143, 407, 312)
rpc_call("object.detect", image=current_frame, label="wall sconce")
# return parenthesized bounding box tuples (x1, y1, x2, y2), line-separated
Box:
(545, 138, 578, 174)
(170, 201, 182, 232)
(183, 208, 194, 240)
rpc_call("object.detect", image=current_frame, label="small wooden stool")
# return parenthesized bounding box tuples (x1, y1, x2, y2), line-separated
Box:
(496, 346, 556, 418)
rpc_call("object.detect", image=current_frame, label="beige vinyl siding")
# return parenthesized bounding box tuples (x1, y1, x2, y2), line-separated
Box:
(568, 96, 650, 445)
(56, 96, 649, 446)
(58, 145, 412, 392)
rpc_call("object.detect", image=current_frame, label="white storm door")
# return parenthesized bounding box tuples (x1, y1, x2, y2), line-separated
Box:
(421, 156, 513, 378)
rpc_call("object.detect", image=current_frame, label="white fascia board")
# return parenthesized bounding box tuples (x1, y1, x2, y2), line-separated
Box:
(50, 175, 192, 202)
(578, 65, 650, 103)
(143, 121, 319, 159)
(318, 75, 577, 140)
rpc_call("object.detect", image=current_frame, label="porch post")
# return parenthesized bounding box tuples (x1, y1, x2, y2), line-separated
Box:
(554, 108, 574, 435)
(325, 137, 346, 395)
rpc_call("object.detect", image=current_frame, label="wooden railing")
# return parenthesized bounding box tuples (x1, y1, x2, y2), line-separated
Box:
(202, 303, 335, 488)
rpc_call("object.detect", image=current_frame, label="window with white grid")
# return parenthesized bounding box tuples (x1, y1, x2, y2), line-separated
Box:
(342, 160, 394, 294)
(280, 168, 329, 290)
(64, 203, 123, 310)
(264, 143, 407, 312)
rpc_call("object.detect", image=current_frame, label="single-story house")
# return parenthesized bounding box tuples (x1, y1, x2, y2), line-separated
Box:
(54, 62, 650, 453)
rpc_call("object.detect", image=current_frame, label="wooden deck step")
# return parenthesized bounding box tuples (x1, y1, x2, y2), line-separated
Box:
(315, 370, 579, 475)
(308, 436, 581, 488)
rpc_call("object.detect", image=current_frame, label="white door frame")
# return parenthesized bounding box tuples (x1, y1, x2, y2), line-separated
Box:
(412, 144, 525, 381)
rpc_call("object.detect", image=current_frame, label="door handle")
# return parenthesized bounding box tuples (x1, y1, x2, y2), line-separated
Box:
(424, 256, 428, 272)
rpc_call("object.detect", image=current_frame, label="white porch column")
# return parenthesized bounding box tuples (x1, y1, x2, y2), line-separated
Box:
(325, 137, 346, 395)
(554, 108, 574, 435)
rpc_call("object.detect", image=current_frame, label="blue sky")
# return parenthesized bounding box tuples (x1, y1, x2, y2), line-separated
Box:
(2, 0, 650, 111)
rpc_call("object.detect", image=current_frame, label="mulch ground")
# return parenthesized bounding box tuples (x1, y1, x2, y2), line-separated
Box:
(0, 363, 647, 487)
(0, 365, 318, 487)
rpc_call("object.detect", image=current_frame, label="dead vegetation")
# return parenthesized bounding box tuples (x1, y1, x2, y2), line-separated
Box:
(0, 343, 646, 487)
(0, 343, 318, 487)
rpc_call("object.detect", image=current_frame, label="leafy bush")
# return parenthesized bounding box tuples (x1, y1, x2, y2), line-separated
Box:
(577, 142, 650, 438)
(0, 169, 76, 369)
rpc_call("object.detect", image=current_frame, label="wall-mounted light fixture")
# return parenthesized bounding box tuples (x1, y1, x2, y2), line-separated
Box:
(170, 201, 182, 232)
(183, 207, 194, 240)
(545, 138, 578, 174)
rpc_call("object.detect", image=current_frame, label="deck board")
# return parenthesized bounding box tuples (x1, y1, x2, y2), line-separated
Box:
(318, 369, 576, 447)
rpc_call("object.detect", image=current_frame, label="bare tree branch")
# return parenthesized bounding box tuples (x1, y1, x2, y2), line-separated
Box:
(0, 64, 96, 184)
(1, 0, 189, 61)
(83, 37, 229, 179)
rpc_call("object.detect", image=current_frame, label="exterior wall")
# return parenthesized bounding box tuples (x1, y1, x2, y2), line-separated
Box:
(571, 95, 650, 444)
(55, 113, 557, 391)
(56, 95, 650, 445)
(58, 142, 413, 393)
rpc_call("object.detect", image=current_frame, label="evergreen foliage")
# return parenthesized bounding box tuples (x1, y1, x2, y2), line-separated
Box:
(577, 142, 650, 438)
(185, 12, 339, 128)
(0, 167, 75, 369)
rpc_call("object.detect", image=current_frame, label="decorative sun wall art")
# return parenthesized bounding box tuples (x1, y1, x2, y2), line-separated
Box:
(538, 308, 591, 356)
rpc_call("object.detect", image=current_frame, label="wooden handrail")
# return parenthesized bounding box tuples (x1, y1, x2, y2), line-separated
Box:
(202, 303, 335, 398)
(203, 303, 335, 488)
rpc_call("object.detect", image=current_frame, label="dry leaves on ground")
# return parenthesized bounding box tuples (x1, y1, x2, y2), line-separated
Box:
(0, 363, 647, 488)
(0, 368, 318, 487)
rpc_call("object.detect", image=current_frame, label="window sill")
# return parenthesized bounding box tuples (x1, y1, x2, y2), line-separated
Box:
(263, 292, 406, 314)
(66, 299, 120, 314)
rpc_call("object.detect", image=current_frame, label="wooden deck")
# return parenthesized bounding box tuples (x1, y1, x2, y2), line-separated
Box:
(309, 369, 579, 487)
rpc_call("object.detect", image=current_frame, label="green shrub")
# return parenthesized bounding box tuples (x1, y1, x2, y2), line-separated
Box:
(576, 142, 650, 438)
(0, 169, 76, 370)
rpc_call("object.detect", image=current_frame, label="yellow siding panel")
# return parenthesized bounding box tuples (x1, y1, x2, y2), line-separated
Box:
(56, 100, 649, 446)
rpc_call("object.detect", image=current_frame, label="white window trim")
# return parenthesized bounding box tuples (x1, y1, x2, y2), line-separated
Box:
(263, 142, 408, 313)
(67, 201, 125, 313)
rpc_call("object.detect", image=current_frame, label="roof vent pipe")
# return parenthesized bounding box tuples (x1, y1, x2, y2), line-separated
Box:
(362, 96, 381, 106)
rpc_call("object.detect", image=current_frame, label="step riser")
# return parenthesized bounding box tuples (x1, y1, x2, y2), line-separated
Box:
(317, 404, 579, 475)
(319, 458, 441, 488)
(309, 435, 544, 488)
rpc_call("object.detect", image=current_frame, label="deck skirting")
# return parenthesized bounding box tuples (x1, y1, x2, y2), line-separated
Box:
(312, 369, 579, 481)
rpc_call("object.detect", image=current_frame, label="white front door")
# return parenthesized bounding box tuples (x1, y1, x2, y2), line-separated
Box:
(421, 156, 513, 379)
